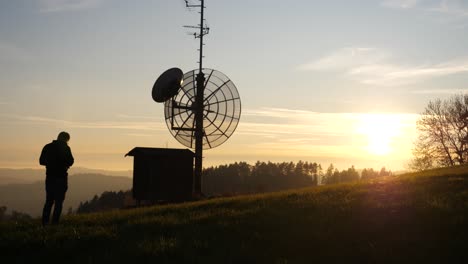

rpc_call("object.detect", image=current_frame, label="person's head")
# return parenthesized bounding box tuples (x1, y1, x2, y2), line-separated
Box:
(57, 131, 70, 143)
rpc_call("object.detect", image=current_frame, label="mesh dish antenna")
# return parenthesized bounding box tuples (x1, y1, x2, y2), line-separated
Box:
(164, 68, 241, 149)
(151, 0, 241, 195)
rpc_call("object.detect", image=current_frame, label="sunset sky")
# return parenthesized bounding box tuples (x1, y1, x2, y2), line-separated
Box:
(1, 0, 468, 171)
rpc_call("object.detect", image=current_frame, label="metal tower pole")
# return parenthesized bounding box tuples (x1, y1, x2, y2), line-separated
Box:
(194, 0, 205, 195)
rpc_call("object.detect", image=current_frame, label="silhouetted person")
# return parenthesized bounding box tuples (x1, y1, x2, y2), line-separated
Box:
(40, 131, 74, 226)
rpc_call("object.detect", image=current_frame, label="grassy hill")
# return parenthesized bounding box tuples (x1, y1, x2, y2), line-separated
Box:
(1, 166, 467, 263)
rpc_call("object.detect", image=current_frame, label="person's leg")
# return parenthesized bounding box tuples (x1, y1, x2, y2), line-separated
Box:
(51, 179, 67, 225)
(51, 196, 63, 224)
(42, 183, 54, 226)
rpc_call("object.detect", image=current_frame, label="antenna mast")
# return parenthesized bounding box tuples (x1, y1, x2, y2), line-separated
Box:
(184, 0, 209, 196)
(184, 0, 209, 71)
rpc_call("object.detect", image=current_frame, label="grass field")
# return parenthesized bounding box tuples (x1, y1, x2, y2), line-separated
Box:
(1, 166, 468, 263)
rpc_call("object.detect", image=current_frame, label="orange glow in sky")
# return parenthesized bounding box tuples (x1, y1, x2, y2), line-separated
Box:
(1, 1, 466, 171)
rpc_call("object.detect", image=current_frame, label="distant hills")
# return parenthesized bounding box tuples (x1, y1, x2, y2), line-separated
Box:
(0, 171, 132, 216)
(0, 167, 132, 185)
(0, 168, 45, 185)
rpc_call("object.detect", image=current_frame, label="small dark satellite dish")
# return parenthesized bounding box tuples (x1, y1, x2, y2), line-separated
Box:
(152, 68, 184, 103)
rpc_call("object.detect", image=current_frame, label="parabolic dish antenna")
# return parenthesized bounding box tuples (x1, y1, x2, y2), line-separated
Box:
(152, 67, 184, 103)
(164, 68, 241, 149)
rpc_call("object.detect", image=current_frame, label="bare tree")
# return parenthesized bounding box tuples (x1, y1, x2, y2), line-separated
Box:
(411, 94, 468, 170)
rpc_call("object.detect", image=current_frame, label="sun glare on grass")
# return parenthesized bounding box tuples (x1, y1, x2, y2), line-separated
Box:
(356, 114, 403, 156)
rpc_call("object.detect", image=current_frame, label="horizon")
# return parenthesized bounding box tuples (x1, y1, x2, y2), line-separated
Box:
(0, 155, 413, 173)
(1, 0, 468, 172)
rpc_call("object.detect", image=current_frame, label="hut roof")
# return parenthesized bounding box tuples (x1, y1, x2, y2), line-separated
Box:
(125, 147, 195, 157)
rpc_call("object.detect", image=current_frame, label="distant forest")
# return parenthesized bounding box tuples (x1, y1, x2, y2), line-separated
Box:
(203, 161, 320, 195)
(75, 161, 392, 214)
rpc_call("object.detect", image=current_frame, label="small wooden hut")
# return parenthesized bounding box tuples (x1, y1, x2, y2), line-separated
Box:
(125, 147, 194, 203)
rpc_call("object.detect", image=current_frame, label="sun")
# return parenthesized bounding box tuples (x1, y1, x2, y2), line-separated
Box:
(356, 114, 402, 156)
(367, 134, 391, 155)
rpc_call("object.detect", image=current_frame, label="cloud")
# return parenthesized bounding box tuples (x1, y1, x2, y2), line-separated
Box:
(299, 47, 468, 86)
(123, 133, 155, 137)
(297, 48, 388, 71)
(350, 59, 468, 85)
(382, 0, 421, 9)
(382, 0, 468, 18)
(410, 88, 468, 94)
(116, 114, 157, 120)
(3, 114, 167, 131)
(241, 107, 418, 138)
(429, 0, 468, 17)
(39, 0, 105, 13)
(228, 107, 419, 161)
(242, 107, 358, 136)
(244, 107, 319, 119)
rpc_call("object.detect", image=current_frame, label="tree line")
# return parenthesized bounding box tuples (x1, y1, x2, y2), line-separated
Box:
(203, 161, 320, 195)
(321, 164, 391, 185)
(204, 161, 391, 195)
(76, 191, 129, 214)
